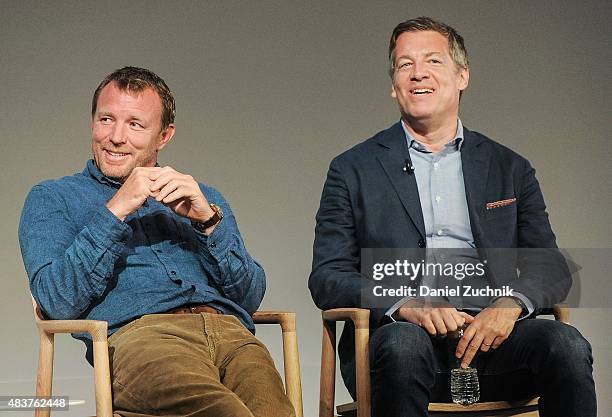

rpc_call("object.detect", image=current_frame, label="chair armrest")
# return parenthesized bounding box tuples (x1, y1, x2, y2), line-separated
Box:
(252, 311, 296, 332)
(32, 295, 108, 341)
(35, 319, 109, 341)
(320, 308, 371, 417)
(252, 311, 303, 417)
(321, 307, 370, 329)
(31, 296, 113, 417)
(552, 303, 570, 324)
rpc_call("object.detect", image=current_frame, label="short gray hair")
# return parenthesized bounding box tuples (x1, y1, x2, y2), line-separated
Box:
(388, 16, 469, 78)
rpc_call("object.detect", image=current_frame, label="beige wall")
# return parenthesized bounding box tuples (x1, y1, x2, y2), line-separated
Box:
(1, 1, 610, 415)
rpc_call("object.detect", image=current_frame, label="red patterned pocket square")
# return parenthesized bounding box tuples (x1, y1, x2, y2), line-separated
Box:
(485, 198, 516, 210)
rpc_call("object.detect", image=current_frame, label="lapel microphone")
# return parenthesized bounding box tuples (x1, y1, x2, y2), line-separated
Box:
(403, 159, 415, 175)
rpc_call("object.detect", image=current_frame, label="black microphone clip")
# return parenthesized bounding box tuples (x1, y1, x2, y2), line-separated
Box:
(403, 159, 415, 175)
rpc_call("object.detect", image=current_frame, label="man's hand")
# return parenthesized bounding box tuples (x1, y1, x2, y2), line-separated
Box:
(106, 167, 161, 221)
(106, 166, 216, 227)
(396, 299, 474, 336)
(149, 166, 215, 223)
(455, 297, 522, 368)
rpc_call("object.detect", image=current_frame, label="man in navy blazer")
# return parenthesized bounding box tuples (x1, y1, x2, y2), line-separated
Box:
(309, 17, 595, 417)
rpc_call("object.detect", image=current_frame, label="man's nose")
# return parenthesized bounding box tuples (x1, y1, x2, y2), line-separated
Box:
(109, 124, 127, 144)
(410, 62, 429, 81)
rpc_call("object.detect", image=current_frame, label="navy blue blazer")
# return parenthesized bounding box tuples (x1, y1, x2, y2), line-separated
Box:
(309, 122, 570, 330)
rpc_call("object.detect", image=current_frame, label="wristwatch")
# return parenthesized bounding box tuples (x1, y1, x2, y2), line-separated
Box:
(192, 203, 224, 232)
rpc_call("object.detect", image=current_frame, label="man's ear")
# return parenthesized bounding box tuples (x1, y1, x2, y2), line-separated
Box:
(390, 82, 398, 99)
(157, 124, 175, 152)
(458, 66, 470, 92)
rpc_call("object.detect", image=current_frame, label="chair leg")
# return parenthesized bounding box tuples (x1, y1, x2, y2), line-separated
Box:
(320, 320, 336, 417)
(92, 339, 113, 417)
(35, 331, 54, 417)
(354, 327, 370, 417)
(282, 328, 304, 417)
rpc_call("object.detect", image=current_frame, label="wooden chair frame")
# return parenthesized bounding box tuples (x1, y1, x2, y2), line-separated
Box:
(32, 297, 304, 417)
(319, 305, 570, 417)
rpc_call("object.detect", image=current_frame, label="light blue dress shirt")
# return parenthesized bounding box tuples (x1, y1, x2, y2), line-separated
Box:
(386, 119, 533, 318)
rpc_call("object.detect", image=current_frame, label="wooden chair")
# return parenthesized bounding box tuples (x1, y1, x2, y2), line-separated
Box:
(31, 297, 304, 417)
(319, 306, 570, 417)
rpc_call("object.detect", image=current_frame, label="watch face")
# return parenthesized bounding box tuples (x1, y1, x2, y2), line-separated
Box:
(210, 203, 223, 218)
(197, 203, 223, 230)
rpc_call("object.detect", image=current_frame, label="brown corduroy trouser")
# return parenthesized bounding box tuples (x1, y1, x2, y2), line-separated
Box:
(107, 313, 295, 417)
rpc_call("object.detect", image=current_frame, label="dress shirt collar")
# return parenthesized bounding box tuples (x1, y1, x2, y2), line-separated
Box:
(85, 159, 123, 187)
(401, 118, 464, 153)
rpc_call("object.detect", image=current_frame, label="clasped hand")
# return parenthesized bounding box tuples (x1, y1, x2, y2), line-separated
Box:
(106, 166, 215, 224)
(397, 297, 522, 368)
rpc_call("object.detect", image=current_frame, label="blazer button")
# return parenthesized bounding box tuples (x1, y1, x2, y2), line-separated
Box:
(417, 239, 425, 248)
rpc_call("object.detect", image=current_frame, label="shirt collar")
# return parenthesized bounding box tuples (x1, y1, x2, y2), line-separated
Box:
(84, 159, 126, 188)
(85, 159, 164, 187)
(401, 118, 464, 153)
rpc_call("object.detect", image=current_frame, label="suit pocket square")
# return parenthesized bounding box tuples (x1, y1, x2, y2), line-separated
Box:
(486, 198, 516, 210)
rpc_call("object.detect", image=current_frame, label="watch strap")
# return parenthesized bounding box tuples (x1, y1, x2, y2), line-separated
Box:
(192, 203, 223, 232)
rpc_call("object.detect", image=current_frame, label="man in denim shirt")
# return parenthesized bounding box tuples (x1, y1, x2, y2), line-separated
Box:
(19, 67, 294, 417)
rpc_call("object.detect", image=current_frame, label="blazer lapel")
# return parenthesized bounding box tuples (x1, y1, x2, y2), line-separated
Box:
(375, 122, 426, 238)
(461, 127, 490, 245)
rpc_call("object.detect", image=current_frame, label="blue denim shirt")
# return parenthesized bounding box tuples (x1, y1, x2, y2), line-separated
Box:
(19, 160, 266, 361)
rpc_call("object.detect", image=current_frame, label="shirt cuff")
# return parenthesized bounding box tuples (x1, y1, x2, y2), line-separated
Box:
(193, 217, 233, 260)
(490, 292, 534, 321)
(511, 292, 535, 320)
(385, 296, 415, 322)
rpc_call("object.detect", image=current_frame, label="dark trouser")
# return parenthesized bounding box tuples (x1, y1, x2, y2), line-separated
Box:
(341, 319, 596, 417)
(108, 313, 295, 417)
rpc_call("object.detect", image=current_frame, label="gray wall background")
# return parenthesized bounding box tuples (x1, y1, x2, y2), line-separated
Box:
(1, 1, 610, 415)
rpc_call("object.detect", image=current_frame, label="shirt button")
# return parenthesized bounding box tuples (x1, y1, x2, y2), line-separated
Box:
(210, 242, 216, 248)
(437, 230, 443, 236)
(435, 195, 441, 203)
(418, 239, 425, 248)
(433, 162, 439, 169)
(170, 270, 176, 275)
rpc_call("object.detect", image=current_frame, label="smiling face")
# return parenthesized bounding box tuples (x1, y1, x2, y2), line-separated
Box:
(91, 82, 175, 182)
(391, 30, 469, 131)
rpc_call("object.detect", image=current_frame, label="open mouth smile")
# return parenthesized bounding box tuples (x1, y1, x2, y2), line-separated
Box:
(410, 88, 434, 95)
(104, 149, 130, 160)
